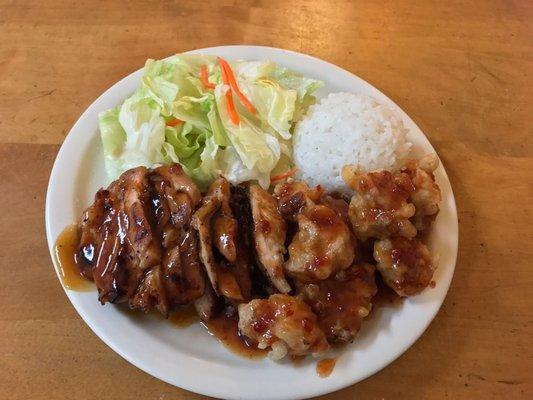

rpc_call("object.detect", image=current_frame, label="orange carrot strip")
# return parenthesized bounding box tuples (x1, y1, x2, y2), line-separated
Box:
(200, 64, 215, 89)
(218, 57, 257, 114)
(220, 62, 240, 125)
(166, 117, 183, 127)
(271, 167, 298, 182)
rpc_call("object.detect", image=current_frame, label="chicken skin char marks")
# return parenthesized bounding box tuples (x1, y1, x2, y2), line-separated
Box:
(75, 156, 441, 359)
(191, 178, 252, 302)
(78, 165, 204, 316)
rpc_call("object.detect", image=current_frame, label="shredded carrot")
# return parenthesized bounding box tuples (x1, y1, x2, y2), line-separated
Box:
(271, 167, 298, 182)
(218, 57, 257, 115)
(220, 65, 240, 125)
(200, 64, 215, 89)
(166, 117, 183, 127)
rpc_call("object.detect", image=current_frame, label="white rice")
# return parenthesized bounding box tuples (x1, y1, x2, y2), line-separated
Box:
(292, 92, 412, 193)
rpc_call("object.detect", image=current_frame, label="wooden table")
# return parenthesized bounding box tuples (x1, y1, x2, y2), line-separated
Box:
(1, 1, 531, 399)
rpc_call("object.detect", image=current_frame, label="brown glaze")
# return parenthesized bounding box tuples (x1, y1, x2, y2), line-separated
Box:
(168, 305, 199, 327)
(316, 358, 336, 378)
(202, 315, 266, 360)
(54, 224, 94, 291)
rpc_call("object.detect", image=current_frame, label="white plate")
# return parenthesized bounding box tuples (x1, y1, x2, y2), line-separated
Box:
(46, 46, 458, 400)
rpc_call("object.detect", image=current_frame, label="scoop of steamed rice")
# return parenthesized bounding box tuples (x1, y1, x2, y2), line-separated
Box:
(292, 92, 411, 193)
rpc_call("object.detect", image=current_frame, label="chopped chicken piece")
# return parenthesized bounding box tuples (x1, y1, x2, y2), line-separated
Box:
(192, 197, 223, 291)
(130, 265, 168, 315)
(238, 294, 329, 360)
(137, 164, 204, 315)
(208, 178, 238, 263)
(285, 205, 355, 282)
(373, 237, 435, 296)
(78, 188, 111, 280)
(159, 231, 205, 307)
(121, 167, 161, 272)
(192, 195, 246, 302)
(249, 185, 291, 293)
(341, 166, 417, 241)
(298, 263, 377, 343)
(89, 167, 159, 305)
(401, 154, 441, 231)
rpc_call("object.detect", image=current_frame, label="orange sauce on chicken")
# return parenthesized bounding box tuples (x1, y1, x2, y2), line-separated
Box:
(316, 358, 336, 378)
(54, 224, 93, 291)
(202, 315, 266, 360)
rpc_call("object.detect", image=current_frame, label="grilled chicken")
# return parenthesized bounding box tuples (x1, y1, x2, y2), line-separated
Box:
(78, 188, 110, 280)
(373, 236, 435, 296)
(249, 185, 291, 294)
(341, 166, 417, 241)
(192, 178, 252, 302)
(88, 166, 159, 305)
(238, 294, 330, 360)
(131, 165, 204, 315)
(285, 205, 355, 282)
(298, 263, 377, 343)
(208, 178, 238, 263)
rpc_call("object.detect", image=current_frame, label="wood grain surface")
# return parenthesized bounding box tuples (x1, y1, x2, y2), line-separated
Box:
(0, 1, 531, 399)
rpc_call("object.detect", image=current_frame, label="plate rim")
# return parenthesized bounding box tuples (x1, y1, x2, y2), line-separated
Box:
(45, 45, 458, 400)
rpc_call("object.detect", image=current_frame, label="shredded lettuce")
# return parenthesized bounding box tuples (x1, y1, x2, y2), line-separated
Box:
(98, 54, 321, 189)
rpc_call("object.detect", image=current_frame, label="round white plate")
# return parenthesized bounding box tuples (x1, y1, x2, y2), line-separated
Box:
(46, 46, 458, 400)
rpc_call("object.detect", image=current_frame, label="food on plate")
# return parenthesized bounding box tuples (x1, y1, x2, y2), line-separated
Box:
(341, 166, 417, 241)
(284, 203, 355, 282)
(98, 55, 322, 190)
(374, 237, 435, 297)
(65, 157, 439, 360)
(292, 92, 412, 193)
(238, 294, 330, 360)
(298, 263, 377, 343)
(249, 185, 291, 293)
(55, 54, 443, 372)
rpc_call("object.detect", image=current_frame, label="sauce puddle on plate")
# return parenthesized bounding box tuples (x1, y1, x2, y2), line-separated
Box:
(54, 224, 94, 291)
(316, 358, 336, 378)
(202, 315, 267, 360)
(168, 305, 199, 327)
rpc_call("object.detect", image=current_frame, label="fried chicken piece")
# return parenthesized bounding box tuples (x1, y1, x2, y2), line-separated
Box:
(273, 180, 323, 220)
(401, 154, 441, 231)
(298, 263, 377, 343)
(373, 237, 435, 296)
(249, 185, 291, 293)
(321, 193, 350, 224)
(238, 294, 329, 360)
(341, 166, 417, 241)
(285, 205, 355, 282)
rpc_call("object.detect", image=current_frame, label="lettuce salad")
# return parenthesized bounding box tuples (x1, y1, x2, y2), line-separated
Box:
(98, 54, 322, 190)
